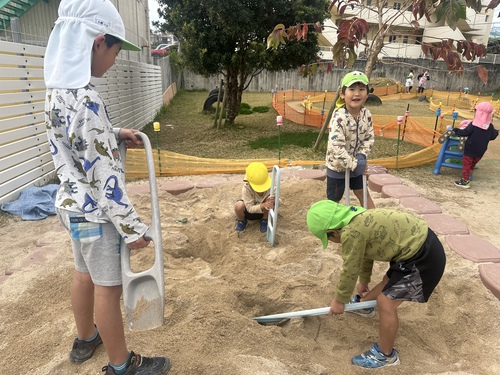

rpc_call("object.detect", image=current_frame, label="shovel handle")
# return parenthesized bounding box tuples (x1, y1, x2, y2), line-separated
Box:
(252, 301, 377, 323)
(119, 132, 164, 276)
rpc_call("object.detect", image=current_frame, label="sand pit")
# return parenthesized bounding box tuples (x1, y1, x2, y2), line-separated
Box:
(1, 160, 500, 375)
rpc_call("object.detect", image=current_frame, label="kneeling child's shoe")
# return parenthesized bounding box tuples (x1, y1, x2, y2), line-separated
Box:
(260, 219, 268, 233)
(235, 220, 247, 232)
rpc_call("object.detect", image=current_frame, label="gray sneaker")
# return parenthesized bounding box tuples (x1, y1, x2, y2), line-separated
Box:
(347, 294, 375, 318)
(69, 331, 103, 363)
(102, 351, 172, 375)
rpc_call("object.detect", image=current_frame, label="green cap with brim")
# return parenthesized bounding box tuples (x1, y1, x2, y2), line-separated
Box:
(341, 71, 369, 88)
(306, 200, 366, 248)
(115, 36, 141, 51)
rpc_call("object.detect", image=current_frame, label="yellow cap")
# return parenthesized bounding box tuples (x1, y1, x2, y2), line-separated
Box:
(244, 162, 271, 192)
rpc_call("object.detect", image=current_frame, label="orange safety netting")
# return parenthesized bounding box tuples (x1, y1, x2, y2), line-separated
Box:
(124, 149, 288, 179)
(125, 87, 484, 179)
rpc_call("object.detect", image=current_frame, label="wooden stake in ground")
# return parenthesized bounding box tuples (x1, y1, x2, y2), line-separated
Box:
(214, 79, 224, 129)
(313, 87, 340, 151)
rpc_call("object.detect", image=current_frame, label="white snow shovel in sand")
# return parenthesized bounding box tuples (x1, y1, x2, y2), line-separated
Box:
(266, 165, 280, 246)
(119, 132, 165, 331)
(252, 301, 377, 324)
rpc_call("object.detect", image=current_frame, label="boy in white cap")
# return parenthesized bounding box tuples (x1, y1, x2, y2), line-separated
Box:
(306, 200, 446, 369)
(234, 162, 274, 233)
(326, 71, 375, 208)
(451, 101, 498, 188)
(44, 1, 171, 374)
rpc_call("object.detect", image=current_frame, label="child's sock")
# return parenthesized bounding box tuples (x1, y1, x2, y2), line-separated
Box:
(109, 352, 131, 374)
(80, 326, 98, 342)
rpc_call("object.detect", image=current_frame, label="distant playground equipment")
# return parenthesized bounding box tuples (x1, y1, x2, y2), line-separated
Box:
(433, 135, 466, 176)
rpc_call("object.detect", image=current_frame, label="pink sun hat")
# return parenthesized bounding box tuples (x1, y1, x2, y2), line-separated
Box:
(472, 102, 494, 130)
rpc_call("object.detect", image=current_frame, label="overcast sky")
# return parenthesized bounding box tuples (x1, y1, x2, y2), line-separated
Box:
(146, 1, 500, 31)
(148, 0, 160, 25)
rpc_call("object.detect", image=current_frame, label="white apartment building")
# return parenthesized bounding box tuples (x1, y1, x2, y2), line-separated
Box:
(318, 0, 494, 61)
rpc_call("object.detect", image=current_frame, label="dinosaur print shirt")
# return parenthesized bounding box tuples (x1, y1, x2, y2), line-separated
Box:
(45, 85, 148, 243)
(335, 209, 428, 303)
(326, 106, 374, 173)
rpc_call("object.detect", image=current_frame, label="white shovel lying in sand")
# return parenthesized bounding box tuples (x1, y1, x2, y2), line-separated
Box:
(119, 132, 165, 331)
(252, 301, 377, 323)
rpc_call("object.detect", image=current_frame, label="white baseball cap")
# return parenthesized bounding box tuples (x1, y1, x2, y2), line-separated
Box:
(45, 0, 140, 88)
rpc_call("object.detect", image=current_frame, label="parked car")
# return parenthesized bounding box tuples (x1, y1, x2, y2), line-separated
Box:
(151, 43, 179, 58)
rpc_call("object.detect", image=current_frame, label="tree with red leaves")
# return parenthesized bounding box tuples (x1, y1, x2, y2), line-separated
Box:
(268, 0, 498, 80)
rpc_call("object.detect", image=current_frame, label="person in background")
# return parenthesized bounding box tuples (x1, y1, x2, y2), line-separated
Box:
(306, 200, 446, 369)
(417, 70, 430, 94)
(452, 102, 498, 188)
(234, 162, 275, 233)
(326, 71, 375, 209)
(44, 1, 172, 374)
(405, 69, 414, 93)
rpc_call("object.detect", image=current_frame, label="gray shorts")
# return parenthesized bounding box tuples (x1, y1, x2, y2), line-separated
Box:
(383, 229, 446, 302)
(57, 208, 122, 286)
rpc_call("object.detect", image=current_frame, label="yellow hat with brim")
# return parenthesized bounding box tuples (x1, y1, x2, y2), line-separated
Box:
(244, 162, 271, 192)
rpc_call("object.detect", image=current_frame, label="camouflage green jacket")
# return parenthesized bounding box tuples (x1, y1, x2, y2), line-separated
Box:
(335, 209, 428, 303)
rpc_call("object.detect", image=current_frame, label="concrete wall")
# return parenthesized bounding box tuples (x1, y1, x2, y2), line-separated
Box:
(1, 0, 152, 64)
(174, 58, 500, 94)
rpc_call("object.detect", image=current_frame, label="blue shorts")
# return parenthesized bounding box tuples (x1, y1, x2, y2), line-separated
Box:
(326, 175, 364, 202)
(57, 208, 122, 286)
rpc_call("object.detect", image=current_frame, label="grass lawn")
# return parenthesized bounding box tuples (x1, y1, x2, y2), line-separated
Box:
(142, 90, 436, 162)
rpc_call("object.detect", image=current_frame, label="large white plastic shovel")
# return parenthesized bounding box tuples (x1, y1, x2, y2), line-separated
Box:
(120, 132, 165, 331)
(253, 301, 377, 323)
(266, 165, 281, 246)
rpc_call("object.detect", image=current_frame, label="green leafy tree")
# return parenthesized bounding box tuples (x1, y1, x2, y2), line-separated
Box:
(155, 0, 330, 126)
(487, 38, 500, 54)
(268, 0, 497, 79)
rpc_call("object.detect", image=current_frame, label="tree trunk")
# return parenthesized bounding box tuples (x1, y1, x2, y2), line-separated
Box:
(223, 58, 249, 127)
(365, 35, 384, 78)
(224, 67, 241, 126)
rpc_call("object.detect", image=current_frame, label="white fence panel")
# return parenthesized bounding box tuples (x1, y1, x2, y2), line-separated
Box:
(0, 40, 164, 205)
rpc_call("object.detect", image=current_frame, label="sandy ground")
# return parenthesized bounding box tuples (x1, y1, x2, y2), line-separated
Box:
(1, 139, 500, 374)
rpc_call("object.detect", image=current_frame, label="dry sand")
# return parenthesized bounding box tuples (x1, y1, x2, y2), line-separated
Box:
(1, 143, 500, 374)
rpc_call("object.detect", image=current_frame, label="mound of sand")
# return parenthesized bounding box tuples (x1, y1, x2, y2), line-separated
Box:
(1, 161, 500, 374)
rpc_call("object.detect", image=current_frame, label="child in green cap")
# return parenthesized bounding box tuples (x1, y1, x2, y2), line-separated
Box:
(326, 71, 375, 208)
(234, 162, 275, 233)
(306, 200, 446, 369)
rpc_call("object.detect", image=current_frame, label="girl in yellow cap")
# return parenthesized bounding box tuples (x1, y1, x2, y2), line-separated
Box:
(307, 200, 446, 369)
(234, 162, 274, 233)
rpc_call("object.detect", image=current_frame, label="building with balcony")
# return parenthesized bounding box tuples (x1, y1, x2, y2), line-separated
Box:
(318, 0, 494, 62)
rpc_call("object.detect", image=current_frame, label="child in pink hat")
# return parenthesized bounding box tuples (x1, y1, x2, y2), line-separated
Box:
(451, 102, 498, 188)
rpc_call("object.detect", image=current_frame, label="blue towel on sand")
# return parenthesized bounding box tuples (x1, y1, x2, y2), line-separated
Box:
(1, 184, 59, 221)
